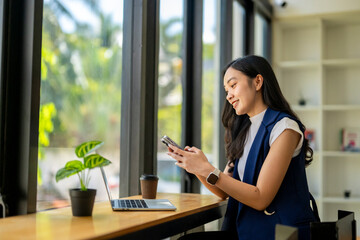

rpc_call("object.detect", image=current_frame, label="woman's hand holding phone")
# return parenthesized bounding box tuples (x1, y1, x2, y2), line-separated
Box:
(166, 143, 213, 177)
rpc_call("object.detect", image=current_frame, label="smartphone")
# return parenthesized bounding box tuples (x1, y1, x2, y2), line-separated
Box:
(161, 135, 182, 149)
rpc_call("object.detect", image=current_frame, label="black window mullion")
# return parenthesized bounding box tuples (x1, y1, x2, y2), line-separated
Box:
(244, 1, 255, 56)
(144, 0, 160, 177)
(180, 0, 203, 193)
(120, 0, 159, 197)
(253, 0, 272, 19)
(263, 16, 272, 62)
(0, 0, 43, 216)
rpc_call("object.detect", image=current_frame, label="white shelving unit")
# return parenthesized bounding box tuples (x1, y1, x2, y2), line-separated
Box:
(273, 12, 360, 235)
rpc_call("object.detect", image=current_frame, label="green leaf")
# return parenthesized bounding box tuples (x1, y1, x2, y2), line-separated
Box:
(65, 160, 85, 171)
(84, 154, 111, 169)
(75, 140, 104, 158)
(55, 167, 79, 182)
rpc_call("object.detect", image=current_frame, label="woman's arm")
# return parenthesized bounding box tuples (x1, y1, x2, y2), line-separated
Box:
(195, 163, 233, 199)
(168, 129, 300, 210)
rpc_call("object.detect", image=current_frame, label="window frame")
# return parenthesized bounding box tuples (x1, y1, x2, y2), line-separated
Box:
(120, 0, 160, 197)
(0, 0, 43, 216)
(180, 0, 203, 193)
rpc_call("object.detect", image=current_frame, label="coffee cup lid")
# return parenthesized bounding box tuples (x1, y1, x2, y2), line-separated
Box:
(140, 174, 159, 180)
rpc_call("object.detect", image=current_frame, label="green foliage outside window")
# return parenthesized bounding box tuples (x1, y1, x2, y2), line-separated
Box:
(40, 1, 122, 149)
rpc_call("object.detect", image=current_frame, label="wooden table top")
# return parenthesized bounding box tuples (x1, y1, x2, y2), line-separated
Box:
(0, 193, 227, 240)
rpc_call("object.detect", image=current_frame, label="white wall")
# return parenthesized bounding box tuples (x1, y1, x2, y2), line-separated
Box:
(271, 0, 360, 18)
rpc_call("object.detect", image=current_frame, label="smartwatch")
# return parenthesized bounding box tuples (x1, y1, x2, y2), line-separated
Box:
(206, 168, 221, 185)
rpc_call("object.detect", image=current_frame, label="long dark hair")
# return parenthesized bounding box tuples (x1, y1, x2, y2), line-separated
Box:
(222, 55, 313, 173)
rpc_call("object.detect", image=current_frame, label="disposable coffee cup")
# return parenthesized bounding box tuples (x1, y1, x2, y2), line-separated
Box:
(140, 174, 159, 199)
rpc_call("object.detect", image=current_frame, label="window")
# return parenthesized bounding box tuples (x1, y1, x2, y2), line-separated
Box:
(233, 1, 246, 58)
(38, 0, 123, 210)
(255, 12, 270, 59)
(157, 0, 184, 193)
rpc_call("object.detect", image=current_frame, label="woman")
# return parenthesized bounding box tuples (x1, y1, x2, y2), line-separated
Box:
(167, 55, 319, 240)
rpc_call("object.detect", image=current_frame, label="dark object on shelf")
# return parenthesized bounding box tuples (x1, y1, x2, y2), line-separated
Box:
(310, 210, 356, 240)
(275, 0, 287, 8)
(344, 190, 351, 198)
(298, 98, 306, 106)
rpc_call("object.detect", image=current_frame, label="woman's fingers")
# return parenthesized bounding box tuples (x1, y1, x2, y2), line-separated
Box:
(187, 146, 200, 153)
(168, 145, 209, 176)
(175, 161, 184, 168)
(168, 144, 187, 156)
(167, 151, 182, 161)
(184, 146, 191, 151)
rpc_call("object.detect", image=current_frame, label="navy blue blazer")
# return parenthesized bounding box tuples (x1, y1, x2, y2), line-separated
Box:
(221, 108, 318, 240)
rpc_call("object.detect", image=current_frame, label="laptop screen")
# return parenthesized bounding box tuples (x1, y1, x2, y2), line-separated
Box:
(100, 167, 113, 202)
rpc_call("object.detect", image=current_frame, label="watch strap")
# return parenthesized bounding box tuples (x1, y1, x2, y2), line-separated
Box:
(212, 168, 221, 177)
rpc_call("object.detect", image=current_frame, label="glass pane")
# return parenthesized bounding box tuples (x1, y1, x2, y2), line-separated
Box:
(255, 13, 268, 58)
(233, 1, 245, 58)
(201, 0, 219, 194)
(38, 0, 123, 210)
(157, 0, 184, 194)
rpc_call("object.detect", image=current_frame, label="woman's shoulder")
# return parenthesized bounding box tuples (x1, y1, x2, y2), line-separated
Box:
(270, 117, 304, 154)
(274, 117, 300, 132)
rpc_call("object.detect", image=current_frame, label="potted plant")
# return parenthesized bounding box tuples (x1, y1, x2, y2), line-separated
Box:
(55, 140, 111, 216)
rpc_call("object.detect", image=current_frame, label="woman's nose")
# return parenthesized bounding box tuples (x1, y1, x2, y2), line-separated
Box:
(226, 92, 233, 101)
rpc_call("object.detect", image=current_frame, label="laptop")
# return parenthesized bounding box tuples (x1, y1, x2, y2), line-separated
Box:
(100, 167, 176, 211)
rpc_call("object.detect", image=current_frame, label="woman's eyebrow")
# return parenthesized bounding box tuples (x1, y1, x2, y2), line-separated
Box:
(224, 77, 236, 89)
(226, 77, 236, 84)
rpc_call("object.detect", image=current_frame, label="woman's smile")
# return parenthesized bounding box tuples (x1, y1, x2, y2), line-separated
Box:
(232, 100, 239, 109)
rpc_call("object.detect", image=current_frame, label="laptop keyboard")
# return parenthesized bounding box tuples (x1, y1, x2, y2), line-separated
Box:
(113, 199, 149, 209)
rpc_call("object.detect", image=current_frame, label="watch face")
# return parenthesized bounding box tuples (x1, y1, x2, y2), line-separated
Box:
(207, 173, 218, 185)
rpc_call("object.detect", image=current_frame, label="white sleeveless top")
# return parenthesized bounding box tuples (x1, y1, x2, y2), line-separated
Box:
(237, 109, 303, 180)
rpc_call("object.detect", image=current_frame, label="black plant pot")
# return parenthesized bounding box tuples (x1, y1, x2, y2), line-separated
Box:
(69, 189, 96, 216)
